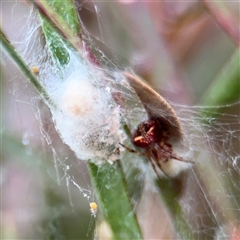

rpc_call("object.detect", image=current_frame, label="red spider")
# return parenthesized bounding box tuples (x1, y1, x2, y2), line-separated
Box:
(120, 118, 193, 178)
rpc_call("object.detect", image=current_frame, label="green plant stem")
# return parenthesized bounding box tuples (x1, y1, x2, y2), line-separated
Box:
(0, 29, 56, 109)
(88, 162, 143, 239)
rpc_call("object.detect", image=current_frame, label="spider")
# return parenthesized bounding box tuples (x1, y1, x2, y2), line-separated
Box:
(120, 118, 194, 178)
(89, 202, 98, 217)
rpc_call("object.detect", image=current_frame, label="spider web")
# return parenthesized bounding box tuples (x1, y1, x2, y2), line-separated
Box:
(1, 1, 240, 240)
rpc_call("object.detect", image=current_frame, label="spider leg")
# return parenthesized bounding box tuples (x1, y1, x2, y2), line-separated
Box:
(155, 159, 171, 178)
(158, 143, 195, 164)
(170, 154, 195, 164)
(146, 151, 164, 178)
(149, 149, 171, 178)
(119, 143, 145, 156)
(119, 143, 137, 153)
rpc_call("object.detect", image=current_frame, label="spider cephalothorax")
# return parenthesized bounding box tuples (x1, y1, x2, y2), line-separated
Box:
(133, 119, 166, 148)
(129, 118, 193, 177)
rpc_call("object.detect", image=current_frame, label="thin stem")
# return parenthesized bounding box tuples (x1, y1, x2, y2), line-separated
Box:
(0, 29, 57, 109)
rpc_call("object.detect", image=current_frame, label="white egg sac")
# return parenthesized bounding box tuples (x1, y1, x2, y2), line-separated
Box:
(51, 68, 124, 165)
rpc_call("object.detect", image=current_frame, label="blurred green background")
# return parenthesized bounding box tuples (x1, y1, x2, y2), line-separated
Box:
(1, 1, 239, 239)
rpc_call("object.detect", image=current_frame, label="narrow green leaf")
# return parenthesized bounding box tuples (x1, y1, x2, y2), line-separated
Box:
(41, 18, 71, 67)
(32, 0, 82, 55)
(39, 0, 80, 67)
(200, 48, 240, 119)
(45, 0, 80, 36)
(88, 162, 143, 240)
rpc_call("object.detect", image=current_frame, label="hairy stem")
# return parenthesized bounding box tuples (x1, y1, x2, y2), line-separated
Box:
(0, 29, 56, 109)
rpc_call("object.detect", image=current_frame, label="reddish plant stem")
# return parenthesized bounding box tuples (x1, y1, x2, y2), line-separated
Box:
(201, 1, 240, 46)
